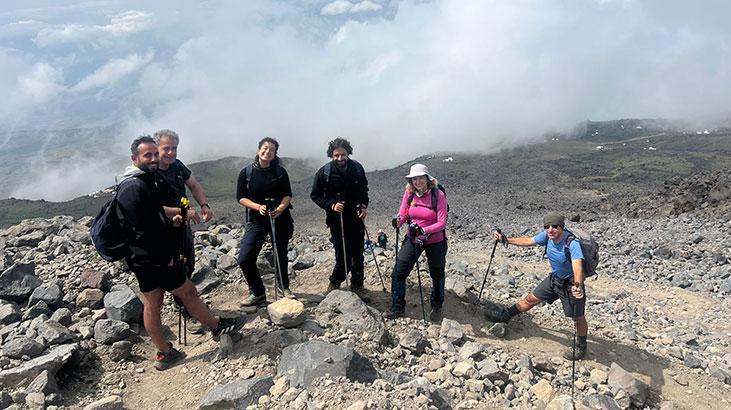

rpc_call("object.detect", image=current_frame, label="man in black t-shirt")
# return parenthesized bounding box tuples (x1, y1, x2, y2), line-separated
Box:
(311, 138, 369, 293)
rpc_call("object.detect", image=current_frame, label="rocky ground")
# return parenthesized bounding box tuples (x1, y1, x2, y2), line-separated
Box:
(1, 153, 730, 409)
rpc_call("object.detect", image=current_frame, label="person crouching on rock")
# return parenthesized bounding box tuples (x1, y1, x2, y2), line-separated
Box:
(236, 137, 296, 306)
(385, 164, 448, 322)
(116, 136, 245, 371)
(487, 212, 588, 360)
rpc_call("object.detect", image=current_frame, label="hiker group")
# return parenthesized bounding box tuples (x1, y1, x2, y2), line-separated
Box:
(93, 132, 595, 371)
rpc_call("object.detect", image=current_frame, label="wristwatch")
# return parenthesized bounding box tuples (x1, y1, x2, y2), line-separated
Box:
(201, 203, 210, 209)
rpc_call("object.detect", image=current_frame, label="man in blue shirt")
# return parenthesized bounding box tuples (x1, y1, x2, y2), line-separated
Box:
(488, 212, 589, 360)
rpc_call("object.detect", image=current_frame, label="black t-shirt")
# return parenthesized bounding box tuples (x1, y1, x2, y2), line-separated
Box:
(310, 159, 369, 225)
(236, 163, 293, 222)
(157, 159, 192, 207)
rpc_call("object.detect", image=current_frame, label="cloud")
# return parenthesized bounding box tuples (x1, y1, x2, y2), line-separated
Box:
(34, 10, 152, 46)
(73, 50, 154, 92)
(17, 62, 64, 102)
(321, 0, 382, 16)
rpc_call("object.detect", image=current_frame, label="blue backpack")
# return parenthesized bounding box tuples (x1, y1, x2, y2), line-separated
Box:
(90, 180, 133, 262)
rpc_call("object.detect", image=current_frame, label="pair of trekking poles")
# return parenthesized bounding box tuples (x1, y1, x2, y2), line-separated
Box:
(334, 194, 387, 292)
(478, 228, 579, 408)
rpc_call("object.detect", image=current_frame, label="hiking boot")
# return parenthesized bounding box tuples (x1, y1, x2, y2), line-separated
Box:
(281, 288, 297, 299)
(187, 319, 207, 334)
(212, 316, 246, 341)
(563, 343, 587, 360)
(484, 305, 512, 323)
(326, 282, 341, 294)
(154, 342, 186, 371)
(350, 284, 371, 302)
(429, 307, 442, 322)
(383, 306, 405, 320)
(241, 293, 266, 307)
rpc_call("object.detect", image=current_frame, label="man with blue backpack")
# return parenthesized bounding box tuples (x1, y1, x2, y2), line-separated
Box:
(487, 212, 592, 360)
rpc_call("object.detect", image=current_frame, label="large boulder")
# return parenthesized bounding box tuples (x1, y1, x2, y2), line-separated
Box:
(607, 362, 648, 407)
(257, 329, 308, 357)
(0, 263, 42, 302)
(314, 290, 390, 345)
(199, 376, 274, 409)
(439, 318, 464, 344)
(0, 343, 79, 388)
(276, 340, 378, 388)
(25, 370, 59, 395)
(104, 285, 143, 323)
(267, 298, 306, 328)
(0, 300, 21, 325)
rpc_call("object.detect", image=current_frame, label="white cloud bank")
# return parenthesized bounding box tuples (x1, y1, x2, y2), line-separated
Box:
(73, 50, 154, 92)
(34, 10, 152, 46)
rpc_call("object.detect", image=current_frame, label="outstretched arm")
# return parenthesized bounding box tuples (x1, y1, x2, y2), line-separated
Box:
(186, 175, 213, 222)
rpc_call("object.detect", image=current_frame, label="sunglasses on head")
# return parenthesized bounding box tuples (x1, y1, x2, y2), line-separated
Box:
(544, 224, 562, 229)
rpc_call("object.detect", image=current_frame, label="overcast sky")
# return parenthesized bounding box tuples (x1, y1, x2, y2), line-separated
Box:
(1, 0, 730, 200)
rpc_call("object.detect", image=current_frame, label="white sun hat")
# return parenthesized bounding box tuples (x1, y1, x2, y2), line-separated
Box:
(405, 163, 435, 180)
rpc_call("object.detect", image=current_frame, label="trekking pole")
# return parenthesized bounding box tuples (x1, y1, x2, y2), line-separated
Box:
(360, 212, 387, 292)
(477, 228, 505, 304)
(265, 198, 286, 300)
(336, 194, 349, 288)
(571, 293, 578, 410)
(409, 224, 427, 321)
(177, 197, 190, 346)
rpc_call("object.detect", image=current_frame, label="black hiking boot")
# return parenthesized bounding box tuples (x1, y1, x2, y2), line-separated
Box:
(211, 316, 246, 341)
(383, 306, 405, 320)
(564, 342, 587, 360)
(326, 282, 341, 294)
(484, 304, 512, 323)
(429, 307, 443, 322)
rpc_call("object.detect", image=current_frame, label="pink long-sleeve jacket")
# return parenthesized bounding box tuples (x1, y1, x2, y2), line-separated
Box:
(395, 187, 448, 245)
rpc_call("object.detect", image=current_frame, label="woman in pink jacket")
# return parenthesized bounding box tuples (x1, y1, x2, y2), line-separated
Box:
(384, 164, 448, 321)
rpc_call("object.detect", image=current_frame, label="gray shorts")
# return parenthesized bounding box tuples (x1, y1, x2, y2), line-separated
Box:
(532, 274, 586, 318)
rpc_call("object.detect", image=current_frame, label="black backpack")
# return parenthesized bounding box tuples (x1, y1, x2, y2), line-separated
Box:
(90, 180, 133, 262)
(407, 183, 449, 215)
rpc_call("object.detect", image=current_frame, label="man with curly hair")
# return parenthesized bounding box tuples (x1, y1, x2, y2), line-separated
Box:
(310, 138, 369, 294)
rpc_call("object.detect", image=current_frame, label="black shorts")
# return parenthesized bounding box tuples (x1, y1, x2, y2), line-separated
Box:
(532, 274, 586, 318)
(132, 265, 187, 293)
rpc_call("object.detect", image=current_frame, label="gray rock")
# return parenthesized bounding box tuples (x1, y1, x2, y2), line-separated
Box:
(683, 353, 703, 369)
(401, 377, 453, 409)
(50, 308, 73, 326)
(516, 355, 534, 371)
(257, 329, 307, 357)
(2, 336, 45, 359)
(607, 362, 648, 407)
(0, 343, 79, 388)
(719, 279, 731, 295)
(194, 270, 221, 294)
(458, 341, 485, 360)
(216, 254, 238, 272)
(439, 318, 464, 344)
(28, 284, 64, 309)
(25, 370, 59, 395)
(199, 376, 274, 409)
(276, 340, 378, 388)
(709, 367, 730, 384)
(104, 285, 143, 323)
(0, 263, 42, 302)
(14, 231, 44, 247)
(488, 322, 508, 338)
(399, 329, 429, 355)
(109, 341, 133, 361)
(0, 301, 21, 325)
(25, 392, 45, 408)
(546, 395, 575, 409)
(37, 320, 74, 345)
(314, 290, 390, 345)
(582, 393, 621, 410)
(94, 319, 131, 344)
(478, 360, 509, 383)
(23, 301, 51, 321)
(0, 391, 10, 409)
(82, 395, 123, 410)
(292, 257, 315, 271)
(653, 245, 673, 259)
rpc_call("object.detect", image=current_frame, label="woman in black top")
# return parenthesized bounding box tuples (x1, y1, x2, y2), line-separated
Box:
(236, 137, 295, 305)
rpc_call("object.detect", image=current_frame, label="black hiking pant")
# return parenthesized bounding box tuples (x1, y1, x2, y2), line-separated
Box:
(237, 215, 293, 297)
(391, 237, 447, 310)
(328, 217, 365, 288)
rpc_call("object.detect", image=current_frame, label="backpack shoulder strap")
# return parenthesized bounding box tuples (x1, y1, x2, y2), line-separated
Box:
(324, 162, 332, 184)
(431, 187, 439, 211)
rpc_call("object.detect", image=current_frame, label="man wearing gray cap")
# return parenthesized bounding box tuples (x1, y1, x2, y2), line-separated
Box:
(488, 212, 588, 360)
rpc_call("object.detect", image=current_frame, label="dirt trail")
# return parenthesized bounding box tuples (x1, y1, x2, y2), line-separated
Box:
(119, 238, 730, 409)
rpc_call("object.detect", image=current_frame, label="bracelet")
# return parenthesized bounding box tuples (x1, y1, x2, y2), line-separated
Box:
(201, 203, 210, 209)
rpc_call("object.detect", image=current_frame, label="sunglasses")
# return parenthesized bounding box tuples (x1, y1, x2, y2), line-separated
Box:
(544, 224, 562, 229)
